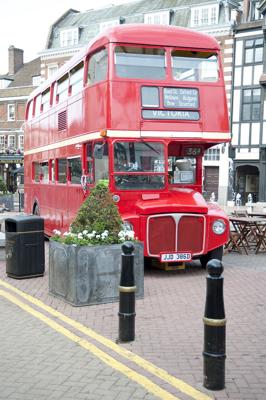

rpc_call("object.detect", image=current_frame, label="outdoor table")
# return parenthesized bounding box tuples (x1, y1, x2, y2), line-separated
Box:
(227, 216, 266, 254)
(247, 212, 266, 218)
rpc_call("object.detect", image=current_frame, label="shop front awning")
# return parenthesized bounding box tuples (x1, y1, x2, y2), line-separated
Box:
(0, 155, 24, 163)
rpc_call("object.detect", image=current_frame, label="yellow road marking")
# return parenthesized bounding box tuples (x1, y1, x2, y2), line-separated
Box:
(0, 279, 212, 400)
(0, 289, 180, 400)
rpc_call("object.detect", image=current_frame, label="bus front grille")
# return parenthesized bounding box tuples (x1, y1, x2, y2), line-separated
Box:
(147, 214, 205, 257)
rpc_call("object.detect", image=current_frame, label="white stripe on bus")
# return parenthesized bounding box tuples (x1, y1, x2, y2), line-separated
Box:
(24, 130, 230, 155)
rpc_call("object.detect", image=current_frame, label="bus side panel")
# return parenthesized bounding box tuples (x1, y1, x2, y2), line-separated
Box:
(68, 92, 84, 136)
(200, 86, 229, 133)
(109, 81, 140, 130)
(84, 82, 108, 132)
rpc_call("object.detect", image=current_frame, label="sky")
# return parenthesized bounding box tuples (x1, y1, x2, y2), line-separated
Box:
(0, 0, 133, 75)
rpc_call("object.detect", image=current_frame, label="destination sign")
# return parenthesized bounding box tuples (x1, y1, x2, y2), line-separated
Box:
(142, 109, 200, 121)
(163, 88, 199, 109)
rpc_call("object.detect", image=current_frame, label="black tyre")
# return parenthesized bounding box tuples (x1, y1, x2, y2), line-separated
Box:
(200, 245, 223, 269)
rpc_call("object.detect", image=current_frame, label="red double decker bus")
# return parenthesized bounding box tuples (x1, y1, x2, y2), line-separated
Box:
(24, 24, 230, 267)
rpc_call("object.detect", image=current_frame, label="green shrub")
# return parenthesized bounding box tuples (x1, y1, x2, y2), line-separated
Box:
(52, 182, 135, 245)
(0, 179, 8, 194)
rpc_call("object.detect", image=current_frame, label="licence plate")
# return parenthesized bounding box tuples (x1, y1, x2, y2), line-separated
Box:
(160, 252, 192, 263)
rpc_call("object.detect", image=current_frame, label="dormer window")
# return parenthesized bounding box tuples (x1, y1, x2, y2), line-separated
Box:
(144, 11, 170, 25)
(60, 28, 79, 47)
(191, 4, 219, 27)
(0, 78, 12, 89)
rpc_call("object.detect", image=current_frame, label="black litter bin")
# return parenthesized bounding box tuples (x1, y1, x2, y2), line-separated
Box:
(5, 215, 45, 279)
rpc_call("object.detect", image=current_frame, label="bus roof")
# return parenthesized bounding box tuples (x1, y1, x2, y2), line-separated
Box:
(28, 24, 220, 101)
(100, 24, 220, 50)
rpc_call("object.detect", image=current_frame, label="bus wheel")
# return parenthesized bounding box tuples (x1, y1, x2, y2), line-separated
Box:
(199, 245, 223, 269)
(33, 204, 40, 216)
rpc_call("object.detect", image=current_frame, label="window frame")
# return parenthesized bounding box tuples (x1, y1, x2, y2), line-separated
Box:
(87, 48, 108, 86)
(60, 28, 79, 47)
(191, 4, 219, 27)
(69, 61, 84, 96)
(7, 104, 15, 121)
(241, 87, 261, 122)
(244, 38, 264, 65)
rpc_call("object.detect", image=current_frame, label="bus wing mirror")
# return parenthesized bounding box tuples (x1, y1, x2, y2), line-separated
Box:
(93, 143, 104, 159)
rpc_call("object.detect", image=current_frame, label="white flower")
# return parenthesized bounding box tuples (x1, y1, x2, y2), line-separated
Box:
(53, 229, 61, 236)
(96, 234, 101, 239)
(78, 233, 83, 239)
(82, 230, 88, 235)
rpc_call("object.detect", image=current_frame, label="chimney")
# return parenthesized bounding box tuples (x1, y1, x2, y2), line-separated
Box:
(8, 45, 24, 75)
(242, 0, 250, 22)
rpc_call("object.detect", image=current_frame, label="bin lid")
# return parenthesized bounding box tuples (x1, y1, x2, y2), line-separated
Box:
(5, 215, 44, 232)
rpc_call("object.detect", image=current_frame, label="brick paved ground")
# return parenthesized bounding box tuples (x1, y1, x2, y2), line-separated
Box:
(0, 242, 265, 400)
(0, 294, 157, 400)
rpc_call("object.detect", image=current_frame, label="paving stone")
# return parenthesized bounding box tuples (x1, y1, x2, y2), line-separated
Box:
(0, 244, 265, 399)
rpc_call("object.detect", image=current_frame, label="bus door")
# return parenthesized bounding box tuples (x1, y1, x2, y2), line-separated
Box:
(93, 141, 109, 184)
(67, 155, 83, 226)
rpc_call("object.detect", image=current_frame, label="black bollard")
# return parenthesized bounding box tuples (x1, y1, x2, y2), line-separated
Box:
(118, 241, 136, 342)
(203, 259, 226, 391)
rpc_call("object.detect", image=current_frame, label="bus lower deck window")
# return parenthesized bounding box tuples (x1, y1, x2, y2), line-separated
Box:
(68, 157, 82, 184)
(58, 158, 67, 183)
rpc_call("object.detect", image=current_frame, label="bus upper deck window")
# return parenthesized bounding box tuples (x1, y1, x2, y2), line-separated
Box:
(56, 75, 69, 103)
(70, 62, 84, 95)
(171, 50, 218, 82)
(88, 49, 108, 85)
(115, 46, 166, 80)
(41, 89, 50, 112)
(27, 100, 34, 120)
(34, 95, 42, 116)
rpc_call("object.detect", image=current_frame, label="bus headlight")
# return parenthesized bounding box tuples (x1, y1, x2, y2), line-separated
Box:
(212, 219, 226, 235)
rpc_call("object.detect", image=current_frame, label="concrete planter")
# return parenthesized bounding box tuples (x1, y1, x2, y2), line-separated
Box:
(49, 240, 144, 306)
(0, 194, 14, 210)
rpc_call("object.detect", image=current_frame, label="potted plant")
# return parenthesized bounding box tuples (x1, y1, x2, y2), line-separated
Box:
(49, 181, 144, 306)
(0, 178, 14, 211)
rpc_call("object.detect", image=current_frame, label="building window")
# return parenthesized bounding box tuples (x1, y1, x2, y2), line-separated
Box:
(7, 104, 15, 121)
(0, 79, 12, 89)
(47, 65, 58, 78)
(0, 136, 5, 152)
(204, 147, 220, 161)
(60, 28, 79, 47)
(242, 88, 261, 121)
(191, 5, 219, 27)
(8, 135, 15, 149)
(144, 11, 170, 25)
(249, 0, 262, 21)
(99, 20, 119, 32)
(32, 75, 41, 86)
(244, 38, 263, 64)
(19, 135, 24, 151)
